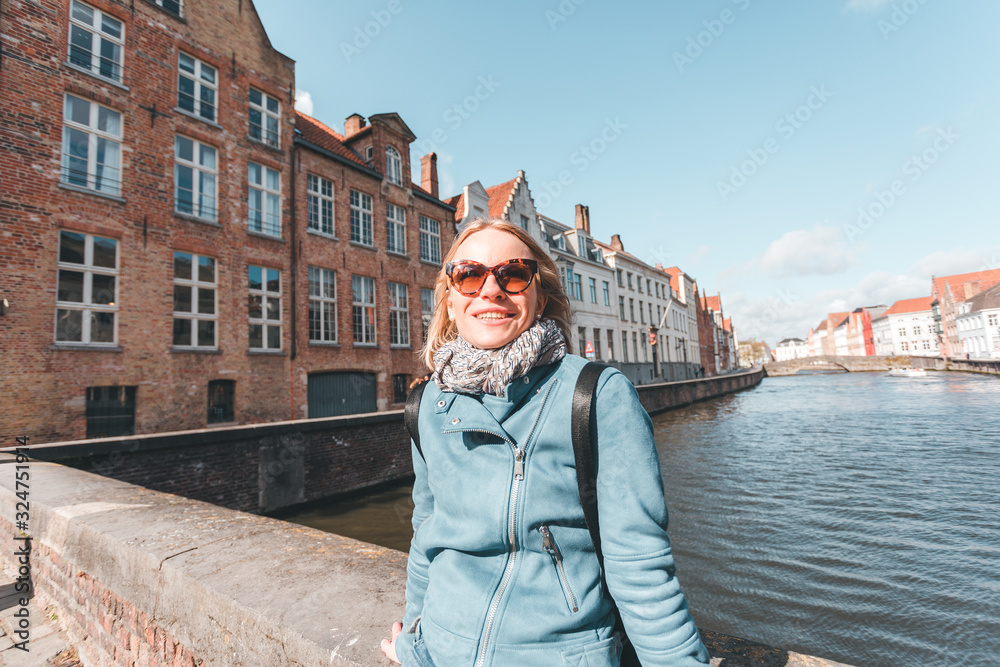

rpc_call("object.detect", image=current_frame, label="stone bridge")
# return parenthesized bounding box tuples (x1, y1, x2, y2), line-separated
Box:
(765, 355, 916, 376)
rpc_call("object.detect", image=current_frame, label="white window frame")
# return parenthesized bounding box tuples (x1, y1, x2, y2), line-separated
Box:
(172, 252, 217, 349)
(419, 215, 441, 264)
(589, 277, 597, 303)
(603, 281, 610, 306)
(248, 265, 281, 350)
(307, 174, 335, 236)
(385, 145, 403, 186)
(520, 215, 529, 230)
(249, 87, 280, 148)
(54, 231, 118, 345)
(62, 94, 122, 196)
(248, 162, 282, 237)
(389, 282, 410, 347)
(177, 52, 217, 122)
(386, 203, 406, 255)
(421, 287, 435, 339)
(308, 266, 337, 343)
(352, 275, 376, 345)
(68, 0, 124, 83)
(174, 136, 217, 221)
(350, 190, 373, 246)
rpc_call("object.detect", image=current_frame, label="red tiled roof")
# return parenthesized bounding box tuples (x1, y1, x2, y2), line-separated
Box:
(815, 321, 828, 332)
(828, 311, 850, 328)
(932, 269, 1000, 303)
(444, 193, 464, 222)
(884, 296, 934, 316)
(295, 112, 366, 168)
(485, 178, 518, 219)
(702, 295, 721, 312)
(723, 318, 732, 332)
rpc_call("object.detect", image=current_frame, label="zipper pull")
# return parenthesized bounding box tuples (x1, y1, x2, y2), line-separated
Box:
(538, 525, 561, 559)
(513, 448, 525, 479)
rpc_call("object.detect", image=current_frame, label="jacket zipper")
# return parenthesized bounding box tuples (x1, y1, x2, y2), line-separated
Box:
(465, 379, 558, 667)
(539, 525, 579, 612)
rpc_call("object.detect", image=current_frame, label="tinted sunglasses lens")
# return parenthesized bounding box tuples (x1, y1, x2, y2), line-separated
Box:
(496, 263, 533, 293)
(452, 264, 488, 294)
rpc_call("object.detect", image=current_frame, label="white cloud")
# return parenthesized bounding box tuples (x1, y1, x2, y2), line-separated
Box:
(909, 245, 1000, 278)
(845, 0, 892, 11)
(756, 224, 863, 277)
(294, 89, 314, 116)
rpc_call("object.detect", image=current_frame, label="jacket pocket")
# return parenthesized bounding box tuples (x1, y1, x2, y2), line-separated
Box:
(539, 525, 579, 613)
(559, 634, 623, 667)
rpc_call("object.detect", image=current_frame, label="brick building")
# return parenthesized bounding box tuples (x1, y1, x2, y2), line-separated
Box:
(0, 0, 452, 441)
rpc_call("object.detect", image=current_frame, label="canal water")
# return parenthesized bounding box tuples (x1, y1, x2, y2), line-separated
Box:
(278, 371, 1000, 666)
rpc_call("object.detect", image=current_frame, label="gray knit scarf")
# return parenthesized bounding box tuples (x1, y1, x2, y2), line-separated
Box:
(432, 318, 567, 396)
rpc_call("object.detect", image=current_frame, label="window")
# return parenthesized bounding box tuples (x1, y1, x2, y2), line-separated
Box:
(589, 277, 597, 304)
(86, 386, 135, 438)
(647, 279, 652, 294)
(249, 88, 280, 147)
(365, 145, 374, 161)
(603, 281, 610, 306)
(386, 203, 406, 255)
(151, 0, 182, 17)
(207, 380, 234, 424)
(633, 332, 639, 363)
(593, 328, 602, 361)
(649, 303, 654, 324)
(642, 334, 648, 362)
(350, 190, 373, 246)
(68, 0, 124, 82)
(248, 162, 281, 237)
(62, 94, 122, 196)
(619, 296, 626, 321)
(248, 265, 281, 350)
(616, 269, 623, 288)
(898, 327, 906, 337)
(989, 314, 998, 327)
(174, 136, 216, 220)
(578, 327, 587, 356)
(177, 52, 217, 122)
(901, 341, 909, 351)
(308, 266, 337, 343)
(352, 275, 376, 344)
(172, 252, 216, 349)
(419, 215, 441, 264)
(571, 273, 583, 301)
(922, 340, 931, 350)
(622, 331, 629, 362)
(389, 282, 410, 346)
(630, 299, 636, 322)
(913, 325, 921, 335)
(627, 272, 634, 290)
(578, 236, 587, 258)
(607, 329, 615, 361)
(520, 215, 529, 230)
(640, 301, 645, 324)
(393, 374, 410, 404)
(307, 174, 334, 236)
(421, 287, 435, 339)
(386, 146, 403, 186)
(655, 283, 661, 299)
(55, 231, 118, 345)
(638, 277, 643, 293)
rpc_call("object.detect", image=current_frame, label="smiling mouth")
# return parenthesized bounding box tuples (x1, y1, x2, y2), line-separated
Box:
(474, 312, 513, 321)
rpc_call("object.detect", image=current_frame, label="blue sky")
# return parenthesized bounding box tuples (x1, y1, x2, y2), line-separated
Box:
(254, 0, 1000, 346)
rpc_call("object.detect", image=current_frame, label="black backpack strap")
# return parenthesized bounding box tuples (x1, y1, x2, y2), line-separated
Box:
(405, 378, 429, 460)
(572, 362, 608, 563)
(572, 362, 640, 666)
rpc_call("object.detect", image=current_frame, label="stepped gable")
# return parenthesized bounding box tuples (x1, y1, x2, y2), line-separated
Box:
(485, 178, 518, 219)
(933, 269, 1000, 302)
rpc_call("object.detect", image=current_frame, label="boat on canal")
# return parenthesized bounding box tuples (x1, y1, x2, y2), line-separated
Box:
(887, 367, 928, 378)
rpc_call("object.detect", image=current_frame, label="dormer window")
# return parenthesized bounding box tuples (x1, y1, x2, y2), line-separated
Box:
(385, 146, 402, 186)
(366, 145, 373, 161)
(557, 235, 566, 251)
(578, 236, 586, 258)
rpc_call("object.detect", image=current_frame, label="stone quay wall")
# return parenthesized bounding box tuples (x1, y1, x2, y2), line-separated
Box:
(9, 369, 766, 515)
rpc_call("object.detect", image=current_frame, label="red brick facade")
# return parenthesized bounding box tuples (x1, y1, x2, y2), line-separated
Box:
(0, 0, 453, 441)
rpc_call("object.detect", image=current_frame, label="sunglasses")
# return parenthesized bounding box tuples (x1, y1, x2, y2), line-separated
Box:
(445, 258, 539, 296)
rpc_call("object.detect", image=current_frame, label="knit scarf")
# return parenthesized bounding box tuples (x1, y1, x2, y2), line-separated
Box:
(432, 318, 567, 396)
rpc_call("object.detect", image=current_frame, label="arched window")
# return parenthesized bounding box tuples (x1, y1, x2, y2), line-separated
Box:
(385, 145, 402, 185)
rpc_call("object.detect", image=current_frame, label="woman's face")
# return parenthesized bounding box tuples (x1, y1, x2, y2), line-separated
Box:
(446, 228, 547, 350)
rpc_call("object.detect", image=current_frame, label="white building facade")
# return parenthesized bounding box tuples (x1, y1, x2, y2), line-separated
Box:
(774, 338, 809, 361)
(880, 297, 939, 356)
(956, 284, 1000, 359)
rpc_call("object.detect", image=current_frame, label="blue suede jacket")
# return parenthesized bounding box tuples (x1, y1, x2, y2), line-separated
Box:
(397, 354, 710, 666)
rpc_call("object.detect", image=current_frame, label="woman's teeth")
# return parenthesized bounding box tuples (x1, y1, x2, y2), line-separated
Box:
(476, 312, 510, 320)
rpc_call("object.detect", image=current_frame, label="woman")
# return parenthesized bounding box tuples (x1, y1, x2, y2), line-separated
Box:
(381, 219, 709, 666)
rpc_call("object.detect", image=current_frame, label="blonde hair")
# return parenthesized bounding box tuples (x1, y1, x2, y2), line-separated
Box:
(421, 218, 573, 368)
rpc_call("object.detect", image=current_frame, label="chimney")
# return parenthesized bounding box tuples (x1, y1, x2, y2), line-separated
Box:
(964, 280, 982, 299)
(344, 113, 366, 138)
(574, 204, 590, 233)
(421, 153, 439, 198)
(610, 234, 624, 252)
(583, 205, 590, 234)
